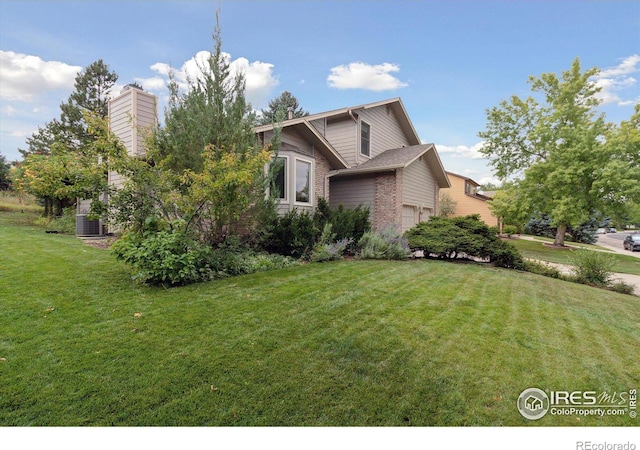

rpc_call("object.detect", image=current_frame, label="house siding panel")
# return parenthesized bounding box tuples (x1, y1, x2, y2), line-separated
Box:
(402, 158, 436, 210)
(359, 107, 411, 160)
(329, 176, 375, 214)
(325, 118, 356, 165)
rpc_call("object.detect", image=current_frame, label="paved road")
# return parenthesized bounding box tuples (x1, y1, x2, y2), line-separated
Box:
(596, 231, 640, 258)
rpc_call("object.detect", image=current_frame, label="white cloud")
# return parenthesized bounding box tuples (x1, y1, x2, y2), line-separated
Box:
(2, 105, 16, 117)
(478, 176, 502, 188)
(136, 51, 279, 108)
(435, 142, 487, 160)
(327, 62, 408, 91)
(593, 54, 640, 106)
(0, 50, 80, 102)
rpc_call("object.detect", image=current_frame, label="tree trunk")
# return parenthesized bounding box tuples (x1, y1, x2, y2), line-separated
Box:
(553, 224, 567, 246)
(44, 197, 53, 218)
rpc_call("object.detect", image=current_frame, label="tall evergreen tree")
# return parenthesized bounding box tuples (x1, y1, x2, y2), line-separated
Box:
(0, 153, 11, 190)
(258, 91, 308, 125)
(110, 13, 274, 244)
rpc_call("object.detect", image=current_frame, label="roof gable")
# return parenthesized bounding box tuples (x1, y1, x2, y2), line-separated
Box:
(331, 144, 451, 188)
(255, 98, 421, 146)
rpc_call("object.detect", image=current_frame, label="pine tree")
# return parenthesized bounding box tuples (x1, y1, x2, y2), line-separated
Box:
(258, 91, 308, 125)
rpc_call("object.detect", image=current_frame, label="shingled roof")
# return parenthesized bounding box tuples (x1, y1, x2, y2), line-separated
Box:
(329, 143, 450, 187)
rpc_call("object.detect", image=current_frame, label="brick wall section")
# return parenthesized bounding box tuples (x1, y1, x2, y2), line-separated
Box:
(373, 171, 402, 231)
(314, 150, 332, 203)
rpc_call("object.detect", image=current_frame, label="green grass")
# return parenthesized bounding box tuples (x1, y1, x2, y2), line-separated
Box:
(509, 237, 640, 276)
(1, 211, 639, 426)
(0, 191, 43, 214)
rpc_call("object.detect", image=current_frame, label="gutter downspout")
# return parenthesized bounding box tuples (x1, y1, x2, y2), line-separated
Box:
(348, 109, 359, 166)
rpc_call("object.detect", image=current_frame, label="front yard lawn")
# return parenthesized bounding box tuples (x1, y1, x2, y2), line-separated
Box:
(1, 212, 638, 426)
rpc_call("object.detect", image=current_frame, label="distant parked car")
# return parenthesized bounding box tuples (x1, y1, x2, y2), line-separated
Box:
(608, 228, 617, 233)
(623, 234, 640, 252)
(596, 228, 607, 234)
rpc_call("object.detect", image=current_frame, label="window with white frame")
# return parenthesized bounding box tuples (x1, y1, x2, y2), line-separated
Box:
(271, 156, 287, 200)
(360, 121, 371, 157)
(295, 159, 312, 204)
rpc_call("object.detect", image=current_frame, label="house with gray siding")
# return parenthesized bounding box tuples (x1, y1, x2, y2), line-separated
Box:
(255, 98, 450, 232)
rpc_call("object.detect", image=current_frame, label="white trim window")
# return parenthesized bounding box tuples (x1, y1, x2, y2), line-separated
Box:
(294, 157, 313, 205)
(271, 156, 288, 201)
(360, 120, 371, 157)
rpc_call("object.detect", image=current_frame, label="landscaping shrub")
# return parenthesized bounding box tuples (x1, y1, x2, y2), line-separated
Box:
(357, 227, 411, 260)
(112, 230, 299, 286)
(208, 246, 298, 277)
(609, 281, 635, 296)
(314, 198, 370, 253)
(502, 225, 518, 237)
(523, 260, 562, 279)
(264, 209, 318, 259)
(487, 239, 526, 269)
(264, 200, 371, 259)
(112, 230, 213, 286)
(34, 207, 77, 234)
(569, 249, 615, 286)
(405, 215, 525, 269)
(311, 223, 351, 262)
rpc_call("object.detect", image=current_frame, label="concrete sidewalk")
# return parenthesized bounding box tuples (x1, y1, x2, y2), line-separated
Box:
(516, 234, 640, 297)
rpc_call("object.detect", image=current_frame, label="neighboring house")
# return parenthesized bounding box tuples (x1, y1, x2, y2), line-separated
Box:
(441, 172, 498, 227)
(255, 98, 450, 232)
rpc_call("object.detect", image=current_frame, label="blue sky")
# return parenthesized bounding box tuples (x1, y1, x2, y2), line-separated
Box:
(1, 0, 639, 185)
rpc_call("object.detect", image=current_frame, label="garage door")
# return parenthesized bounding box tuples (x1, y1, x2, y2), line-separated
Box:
(402, 205, 417, 232)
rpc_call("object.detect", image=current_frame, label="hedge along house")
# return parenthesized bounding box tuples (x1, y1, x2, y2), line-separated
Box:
(255, 98, 450, 232)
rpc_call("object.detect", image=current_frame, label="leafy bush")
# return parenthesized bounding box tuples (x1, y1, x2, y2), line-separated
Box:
(487, 239, 526, 269)
(112, 230, 213, 286)
(208, 247, 298, 277)
(405, 215, 525, 269)
(569, 249, 615, 286)
(311, 223, 351, 262)
(502, 225, 518, 237)
(34, 207, 77, 234)
(112, 230, 299, 286)
(263, 200, 371, 259)
(314, 198, 370, 253)
(523, 260, 562, 279)
(357, 227, 411, 260)
(264, 209, 319, 259)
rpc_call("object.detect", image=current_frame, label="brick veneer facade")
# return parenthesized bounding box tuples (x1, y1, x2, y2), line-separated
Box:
(373, 170, 403, 231)
(314, 149, 332, 204)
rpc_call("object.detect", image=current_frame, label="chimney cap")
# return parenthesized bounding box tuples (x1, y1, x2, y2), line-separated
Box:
(121, 83, 143, 94)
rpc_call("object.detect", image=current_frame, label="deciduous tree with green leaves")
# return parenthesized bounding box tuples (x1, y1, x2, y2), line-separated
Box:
(15, 60, 118, 216)
(479, 58, 612, 246)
